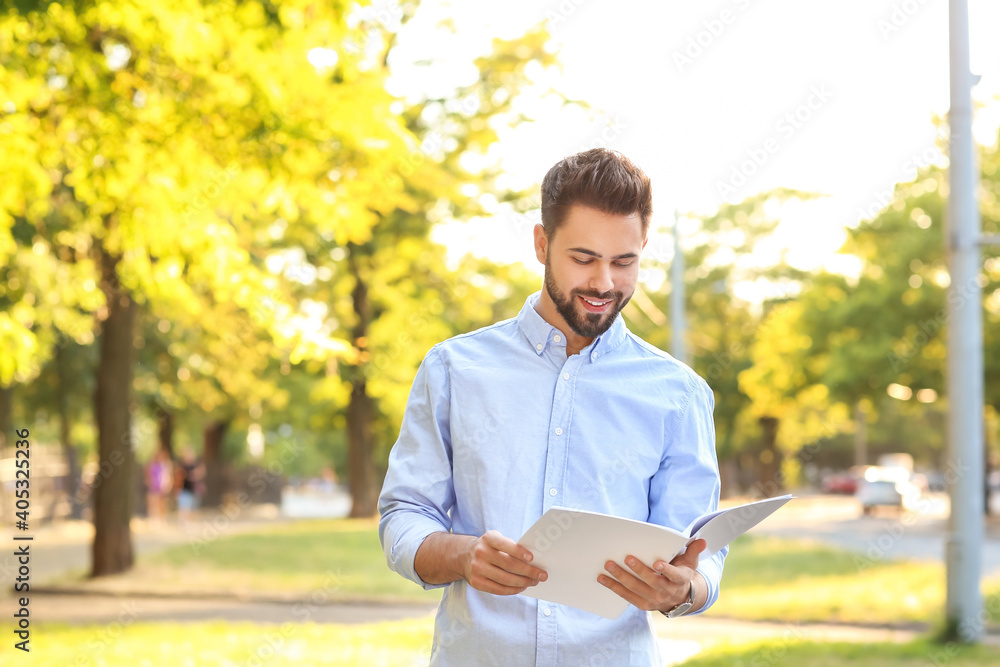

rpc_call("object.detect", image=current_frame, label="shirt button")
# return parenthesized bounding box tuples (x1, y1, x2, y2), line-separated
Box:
(549, 488, 557, 496)
(536, 343, 543, 351)
(562, 372, 569, 380)
(553, 334, 561, 343)
(554, 427, 563, 435)
(543, 608, 552, 617)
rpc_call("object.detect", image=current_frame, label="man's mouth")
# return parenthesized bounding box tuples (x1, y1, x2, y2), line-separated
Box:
(578, 295, 614, 313)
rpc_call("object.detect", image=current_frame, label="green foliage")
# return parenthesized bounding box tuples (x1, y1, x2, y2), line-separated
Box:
(1, 0, 559, 486)
(832, 167, 951, 400)
(628, 189, 820, 461)
(0, 0, 419, 386)
(737, 132, 1000, 463)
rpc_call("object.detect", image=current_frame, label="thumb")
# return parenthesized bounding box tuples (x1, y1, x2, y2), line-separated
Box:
(677, 538, 707, 567)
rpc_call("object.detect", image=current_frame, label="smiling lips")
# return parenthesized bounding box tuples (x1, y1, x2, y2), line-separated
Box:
(578, 295, 614, 313)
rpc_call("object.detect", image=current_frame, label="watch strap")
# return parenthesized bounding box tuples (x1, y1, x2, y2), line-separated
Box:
(661, 581, 694, 618)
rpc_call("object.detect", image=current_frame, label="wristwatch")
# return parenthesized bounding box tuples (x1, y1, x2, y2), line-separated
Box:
(662, 581, 694, 618)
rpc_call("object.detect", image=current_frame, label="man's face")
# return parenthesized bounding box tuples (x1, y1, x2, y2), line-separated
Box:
(534, 205, 646, 342)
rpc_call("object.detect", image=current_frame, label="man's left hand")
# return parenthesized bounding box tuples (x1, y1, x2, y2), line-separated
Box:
(596, 538, 707, 613)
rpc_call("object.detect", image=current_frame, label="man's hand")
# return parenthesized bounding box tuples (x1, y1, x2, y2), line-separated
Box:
(414, 530, 547, 595)
(460, 530, 548, 595)
(596, 538, 707, 613)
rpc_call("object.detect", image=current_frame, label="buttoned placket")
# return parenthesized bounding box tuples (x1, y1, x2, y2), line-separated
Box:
(535, 332, 587, 665)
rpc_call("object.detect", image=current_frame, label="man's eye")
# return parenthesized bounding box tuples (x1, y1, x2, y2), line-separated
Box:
(572, 258, 592, 265)
(614, 261, 633, 268)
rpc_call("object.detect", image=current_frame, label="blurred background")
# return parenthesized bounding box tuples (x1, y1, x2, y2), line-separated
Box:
(1, 0, 999, 664)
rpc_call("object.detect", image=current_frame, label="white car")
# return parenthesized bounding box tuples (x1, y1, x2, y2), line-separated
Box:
(856, 477, 921, 515)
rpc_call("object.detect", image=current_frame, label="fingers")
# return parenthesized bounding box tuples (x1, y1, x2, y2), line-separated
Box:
(464, 530, 548, 596)
(466, 567, 535, 596)
(481, 531, 548, 581)
(598, 551, 700, 612)
(597, 569, 649, 610)
(598, 558, 671, 612)
(481, 531, 537, 567)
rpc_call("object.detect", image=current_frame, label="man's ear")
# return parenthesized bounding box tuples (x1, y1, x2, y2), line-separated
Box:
(533, 223, 548, 265)
(642, 236, 648, 251)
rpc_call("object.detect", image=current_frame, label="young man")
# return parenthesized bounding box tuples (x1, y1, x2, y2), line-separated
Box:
(379, 149, 725, 666)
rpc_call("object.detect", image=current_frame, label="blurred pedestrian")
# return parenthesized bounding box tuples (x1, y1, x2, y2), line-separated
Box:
(174, 446, 204, 523)
(145, 448, 173, 524)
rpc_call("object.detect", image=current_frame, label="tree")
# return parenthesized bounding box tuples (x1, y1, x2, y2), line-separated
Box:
(629, 189, 817, 493)
(319, 13, 563, 516)
(1, 0, 421, 574)
(741, 125, 1000, 494)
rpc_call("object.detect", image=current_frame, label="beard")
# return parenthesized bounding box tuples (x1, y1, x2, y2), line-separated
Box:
(543, 258, 630, 339)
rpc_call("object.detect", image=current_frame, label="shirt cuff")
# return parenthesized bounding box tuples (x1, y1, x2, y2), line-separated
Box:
(689, 546, 726, 615)
(380, 510, 453, 591)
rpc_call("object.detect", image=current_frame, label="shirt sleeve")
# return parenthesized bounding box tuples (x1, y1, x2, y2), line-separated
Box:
(378, 346, 456, 590)
(647, 371, 726, 614)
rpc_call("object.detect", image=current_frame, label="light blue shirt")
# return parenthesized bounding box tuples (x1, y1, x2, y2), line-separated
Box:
(379, 292, 725, 666)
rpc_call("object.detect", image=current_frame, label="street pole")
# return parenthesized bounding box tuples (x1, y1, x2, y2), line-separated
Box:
(671, 212, 686, 364)
(945, 0, 984, 643)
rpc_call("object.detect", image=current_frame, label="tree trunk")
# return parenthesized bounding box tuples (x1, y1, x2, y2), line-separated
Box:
(156, 405, 174, 458)
(92, 244, 136, 577)
(758, 416, 784, 495)
(202, 419, 229, 508)
(717, 410, 738, 498)
(719, 457, 738, 500)
(346, 245, 378, 518)
(346, 378, 377, 517)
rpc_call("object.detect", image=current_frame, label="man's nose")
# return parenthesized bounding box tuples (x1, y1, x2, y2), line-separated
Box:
(589, 263, 614, 293)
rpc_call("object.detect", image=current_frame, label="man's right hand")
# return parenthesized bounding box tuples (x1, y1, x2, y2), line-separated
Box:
(414, 530, 547, 595)
(460, 530, 548, 595)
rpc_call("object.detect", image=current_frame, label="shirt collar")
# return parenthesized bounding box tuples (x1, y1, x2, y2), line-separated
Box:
(516, 291, 627, 361)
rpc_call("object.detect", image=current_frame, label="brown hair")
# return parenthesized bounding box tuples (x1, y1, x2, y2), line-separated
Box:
(540, 148, 653, 239)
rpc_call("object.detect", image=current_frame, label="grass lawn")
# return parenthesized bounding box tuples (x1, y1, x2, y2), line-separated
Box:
(12, 619, 998, 666)
(680, 638, 1000, 666)
(54, 518, 441, 604)
(49, 519, 1000, 629)
(30, 519, 1000, 665)
(710, 535, 1000, 627)
(14, 619, 434, 666)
